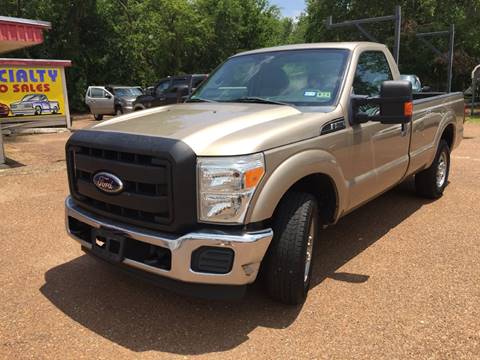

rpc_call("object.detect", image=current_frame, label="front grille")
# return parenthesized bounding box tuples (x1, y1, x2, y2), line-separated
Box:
(69, 145, 173, 227)
(66, 130, 197, 233)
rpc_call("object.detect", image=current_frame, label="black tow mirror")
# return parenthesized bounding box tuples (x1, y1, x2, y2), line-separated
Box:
(352, 80, 413, 125)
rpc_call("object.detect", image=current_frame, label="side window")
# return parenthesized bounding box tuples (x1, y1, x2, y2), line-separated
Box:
(353, 51, 393, 96)
(167, 86, 180, 94)
(168, 78, 188, 93)
(90, 88, 104, 98)
(192, 76, 206, 89)
(155, 81, 170, 97)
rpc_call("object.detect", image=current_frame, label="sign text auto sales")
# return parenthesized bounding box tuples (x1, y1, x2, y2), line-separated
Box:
(0, 68, 59, 93)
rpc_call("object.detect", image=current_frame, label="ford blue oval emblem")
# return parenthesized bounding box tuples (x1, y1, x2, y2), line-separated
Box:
(93, 172, 124, 194)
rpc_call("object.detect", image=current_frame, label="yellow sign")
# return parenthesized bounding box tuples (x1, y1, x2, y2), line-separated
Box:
(0, 66, 66, 118)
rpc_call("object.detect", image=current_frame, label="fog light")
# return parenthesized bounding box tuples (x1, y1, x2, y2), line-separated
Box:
(191, 246, 234, 274)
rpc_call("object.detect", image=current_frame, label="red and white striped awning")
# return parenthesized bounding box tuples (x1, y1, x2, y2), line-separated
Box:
(0, 16, 51, 54)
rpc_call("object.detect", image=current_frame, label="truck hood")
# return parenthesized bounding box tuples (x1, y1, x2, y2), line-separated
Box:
(133, 95, 151, 103)
(90, 103, 335, 156)
(117, 96, 137, 102)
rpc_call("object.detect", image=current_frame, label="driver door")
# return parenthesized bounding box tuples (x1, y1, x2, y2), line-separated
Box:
(87, 87, 114, 114)
(348, 51, 410, 209)
(164, 78, 189, 104)
(152, 79, 171, 107)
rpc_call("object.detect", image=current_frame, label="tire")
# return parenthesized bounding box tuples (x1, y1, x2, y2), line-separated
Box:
(34, 106, 42, 115)
(115, 107, 123, 116)
(51, 106, 58, 114)
(415, 139, 450, 199)
(265, 192, 318, 305)
(94, 114, 103, 121)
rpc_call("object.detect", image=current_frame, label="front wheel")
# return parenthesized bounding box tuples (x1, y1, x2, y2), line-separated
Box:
(93, 114, 103, 121)
(34, 106, 42, 115)
(415, 139, 450, 199)
(115, 107, 123, 116)
(265, 192, 318, 305)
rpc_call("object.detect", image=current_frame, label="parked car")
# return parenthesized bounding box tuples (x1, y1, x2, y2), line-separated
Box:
(400, 74, 431, 92)
(133, 74, 207, 111)
(65, 42, 463, 305)
(10, 94, 59, 116)
(0, 103, 10, 117)
(85, 85, 143, 120)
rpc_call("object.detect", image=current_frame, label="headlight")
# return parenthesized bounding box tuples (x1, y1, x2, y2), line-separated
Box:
(197, 153, 265, 223)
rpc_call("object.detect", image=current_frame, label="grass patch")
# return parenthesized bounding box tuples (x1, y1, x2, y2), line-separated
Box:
(465, 115, 480, 124)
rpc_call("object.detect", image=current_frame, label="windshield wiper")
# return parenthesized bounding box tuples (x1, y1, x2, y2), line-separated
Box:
(185, 97, 216, 103)
(228, 97, 292, 106)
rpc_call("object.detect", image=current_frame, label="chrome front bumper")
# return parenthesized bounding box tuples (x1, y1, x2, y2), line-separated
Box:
(65, 196, 273, 286)
(123, 105, 134, 113)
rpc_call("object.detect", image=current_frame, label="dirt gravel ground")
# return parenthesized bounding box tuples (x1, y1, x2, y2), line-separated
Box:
(0, 120, 479, 359)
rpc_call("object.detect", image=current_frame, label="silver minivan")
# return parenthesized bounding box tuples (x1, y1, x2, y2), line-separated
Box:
(85, 85, 143, 120)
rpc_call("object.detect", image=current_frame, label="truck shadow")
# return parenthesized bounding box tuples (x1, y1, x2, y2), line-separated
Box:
(40, 179, 430, 355)
(310, 179, 429, 288)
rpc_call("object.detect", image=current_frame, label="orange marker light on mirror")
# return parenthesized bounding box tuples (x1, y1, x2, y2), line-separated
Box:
(404, 101, 413, 117)
(244, 167, 265, 188)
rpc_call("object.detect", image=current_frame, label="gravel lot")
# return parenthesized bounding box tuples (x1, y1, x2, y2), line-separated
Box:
(1, 119, 479, 359)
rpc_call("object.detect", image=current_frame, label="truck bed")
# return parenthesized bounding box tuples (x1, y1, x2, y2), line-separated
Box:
(406, 91, 464, 177)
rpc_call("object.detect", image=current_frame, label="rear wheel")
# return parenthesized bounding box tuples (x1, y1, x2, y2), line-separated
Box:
(94, 114, 103, 121)
(265, 192, 318, 305)
(415, 139, 450, 199)
(34, 106, 42, 115)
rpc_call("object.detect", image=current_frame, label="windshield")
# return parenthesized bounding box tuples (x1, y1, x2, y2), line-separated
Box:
(22, 95, 43, 101)
(191, 49, 350, 106)
(113, 87, 143, 97)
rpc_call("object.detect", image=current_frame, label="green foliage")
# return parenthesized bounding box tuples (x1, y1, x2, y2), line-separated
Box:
(305, 0, 479, 92)
(1, 0, 296, 111)
(2, 0, 479, 111)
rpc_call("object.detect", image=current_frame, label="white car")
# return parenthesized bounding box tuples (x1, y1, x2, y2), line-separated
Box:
(85, 85, 143, 120)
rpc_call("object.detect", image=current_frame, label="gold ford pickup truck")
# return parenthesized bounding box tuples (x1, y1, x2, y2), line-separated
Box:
(65, 42, 464, 304)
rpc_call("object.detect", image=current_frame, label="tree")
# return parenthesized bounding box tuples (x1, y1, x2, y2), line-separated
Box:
(304, 0, 479, 91)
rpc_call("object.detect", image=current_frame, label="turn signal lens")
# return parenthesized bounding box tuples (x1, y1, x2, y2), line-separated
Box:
(244, 167, 265, 189)
(404, 101, 413, 116)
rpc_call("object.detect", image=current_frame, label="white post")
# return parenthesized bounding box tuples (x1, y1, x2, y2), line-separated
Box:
(0, 130, 5, 165)
(61, 67, 71, 129)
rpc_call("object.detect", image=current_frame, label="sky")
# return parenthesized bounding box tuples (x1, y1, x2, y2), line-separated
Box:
(270, 0, 306, 18)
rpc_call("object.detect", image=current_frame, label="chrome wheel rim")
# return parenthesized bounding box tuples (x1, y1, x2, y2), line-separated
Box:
(436, 151, 448, 188)
(304, 220, 315, 284)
